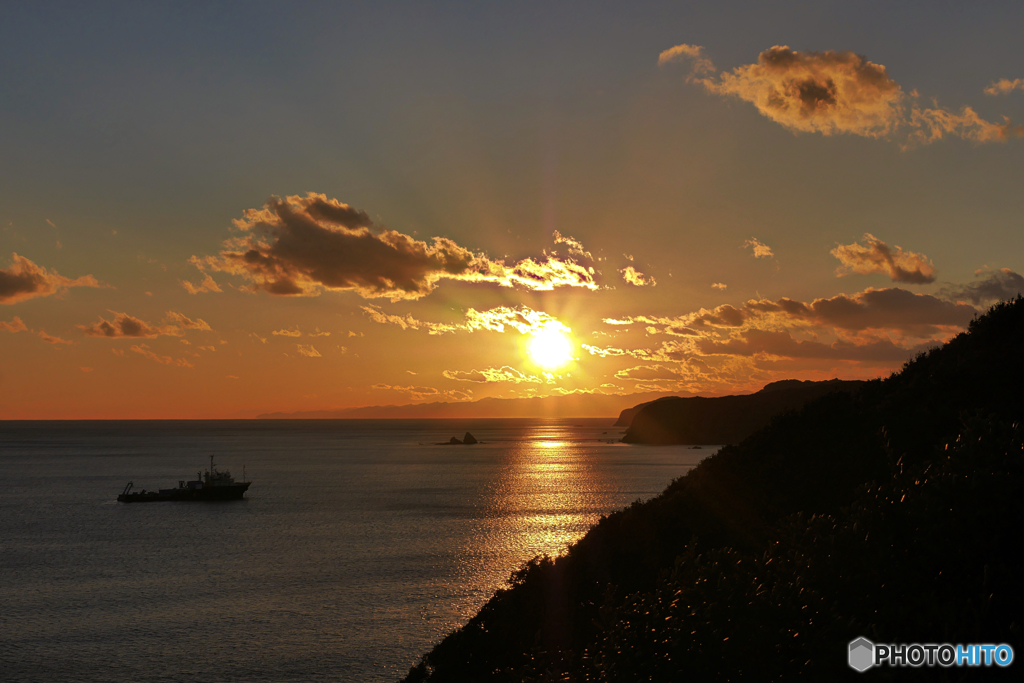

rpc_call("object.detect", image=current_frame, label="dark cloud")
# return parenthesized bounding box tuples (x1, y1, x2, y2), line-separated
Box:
(191, 193, 598, 301)
(0, 253, 103, 304)
(938, 268, 1024, 305)
(696, 329, 934, 362)
(792, 288, 974, 332)
(79, 311, 211, 338)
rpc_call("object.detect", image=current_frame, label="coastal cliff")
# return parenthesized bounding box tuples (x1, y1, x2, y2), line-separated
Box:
(620, 378, 864, 444)
(403, 298, 1024, 682)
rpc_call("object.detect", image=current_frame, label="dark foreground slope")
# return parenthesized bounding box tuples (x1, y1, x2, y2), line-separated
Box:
(621, 378, 863, 443)
(403, 298, 1024, 682)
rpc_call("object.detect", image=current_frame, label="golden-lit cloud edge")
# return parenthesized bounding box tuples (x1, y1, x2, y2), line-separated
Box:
(831, 233, 935, 284)
(189, 193, 599, 302)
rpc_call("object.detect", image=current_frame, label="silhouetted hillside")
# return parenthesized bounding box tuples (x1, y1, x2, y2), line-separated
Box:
(403, 298, 1024, 682)
(621, 378, 863, 443)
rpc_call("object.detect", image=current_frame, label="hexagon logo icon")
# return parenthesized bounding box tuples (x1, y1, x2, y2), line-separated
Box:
(849, 637, 875, 672)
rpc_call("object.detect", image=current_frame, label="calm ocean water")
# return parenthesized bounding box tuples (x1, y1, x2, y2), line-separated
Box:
(0, 419, 713, 682)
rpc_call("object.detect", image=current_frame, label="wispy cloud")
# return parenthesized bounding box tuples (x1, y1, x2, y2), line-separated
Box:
(1, 316, 27, 333)
(361, 304, 569, 336)
(296, 344, 321, 357)
(743, 238, 774, 258)
(181, 274, 223, 294)
(984, 78, 1024, 96)
(129, 344, 194, 367)
(442, 366, 547, 384)
(190, 193, 598, 301)
(1, 253, 104, 304)
(620, 266, 656, 287)
(38, 330, 74, 345)
(831, 233, 935, 284)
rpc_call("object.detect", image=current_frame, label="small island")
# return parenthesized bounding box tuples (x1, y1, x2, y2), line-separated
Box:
(439, 432, 479, 445)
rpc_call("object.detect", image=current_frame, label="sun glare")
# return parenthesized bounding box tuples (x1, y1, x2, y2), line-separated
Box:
(527, 327, 574, 370)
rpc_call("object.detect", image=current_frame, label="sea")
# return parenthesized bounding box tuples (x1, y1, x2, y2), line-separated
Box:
(0, 419, 714, 682)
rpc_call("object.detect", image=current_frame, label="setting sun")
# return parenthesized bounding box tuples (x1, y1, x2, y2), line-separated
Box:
(527, 327, 575, 370)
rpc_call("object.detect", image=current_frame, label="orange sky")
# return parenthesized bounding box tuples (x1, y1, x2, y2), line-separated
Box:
(2, 3, 1022, 418)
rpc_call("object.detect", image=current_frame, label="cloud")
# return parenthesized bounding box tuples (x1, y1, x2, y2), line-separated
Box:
(38, 330, 74, 345)
(191, 193, 598, 301)
(361, 304, 569, 336)
(907, 105, 1023, 146)
(712, 283, 727, 290)
(462, 306, 569, 335)
(581, 344, 629, 358)
(938, 268, 1024, 305)
(985, 78, 1024, 96)
(621, 266, 656, 287)
(593, 283, 983, 371)
(743, 238, 774, 258)
(619, 287, 973, 335)
(360, 305, 459, 334)
(0, 253, 104, 304)
(79, 311, 210, 338)
(164, 311, 212, 331)
(80, 312, 165, 338)
(372, 384, 442, 400)
(552, 230, 593, 261)
(272, 327, 302, 337)
(695, 328, 934, 362)
(831, 233, 935, 283)
(442, 366, 546, 384)
(694, 45, 904, 138)
(129, 344, 194, 368)
(668, 44, 1022, 146)
(181, 274, 223, 294)
(658, 43, 715, 74)
(296, 344, 321, 357)
(1, 316, 27, 333)
(760, 288, 975, 333)
(614, 364, 684, 381)
(309, 328, 330, 337)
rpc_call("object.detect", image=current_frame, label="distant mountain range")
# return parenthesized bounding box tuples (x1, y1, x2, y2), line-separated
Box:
(256, 390, 691, 420)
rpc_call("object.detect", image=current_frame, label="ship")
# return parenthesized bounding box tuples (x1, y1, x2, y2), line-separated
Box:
(117, 455, 251, 503)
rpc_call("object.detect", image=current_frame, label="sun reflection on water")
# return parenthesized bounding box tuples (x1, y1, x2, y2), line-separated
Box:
(464, 435, 609, 597)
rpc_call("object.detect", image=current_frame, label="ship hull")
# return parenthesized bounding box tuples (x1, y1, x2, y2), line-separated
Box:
(117, 482, 250, 503)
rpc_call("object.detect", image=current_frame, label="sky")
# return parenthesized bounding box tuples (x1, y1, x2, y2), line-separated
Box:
(1, 0, 1022, 419)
